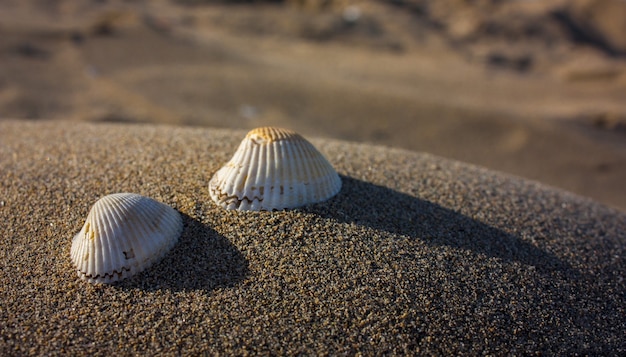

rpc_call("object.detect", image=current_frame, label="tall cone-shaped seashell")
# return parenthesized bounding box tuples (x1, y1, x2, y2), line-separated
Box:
(70, 193, 183, 284)
(209, 127, 342, 211)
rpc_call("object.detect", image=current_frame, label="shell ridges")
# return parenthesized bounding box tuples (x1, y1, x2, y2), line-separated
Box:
(70, 193, 183, 284)
(209, 127, 342, 211)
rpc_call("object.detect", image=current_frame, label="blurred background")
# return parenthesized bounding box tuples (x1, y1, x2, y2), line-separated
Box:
(1, 0, 625, 211)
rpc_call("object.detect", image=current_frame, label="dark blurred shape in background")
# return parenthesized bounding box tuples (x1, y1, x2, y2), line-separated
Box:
(0, 0, 625, 210)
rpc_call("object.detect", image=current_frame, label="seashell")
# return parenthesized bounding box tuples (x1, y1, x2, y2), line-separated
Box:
(70, 193, 183, 284)
(209, 127, 342, 211)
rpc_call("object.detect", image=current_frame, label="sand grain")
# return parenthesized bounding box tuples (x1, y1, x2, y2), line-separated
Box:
(0, 120, 624, 355)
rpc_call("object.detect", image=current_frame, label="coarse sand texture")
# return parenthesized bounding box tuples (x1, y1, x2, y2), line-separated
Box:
(0, 120, 624, 355)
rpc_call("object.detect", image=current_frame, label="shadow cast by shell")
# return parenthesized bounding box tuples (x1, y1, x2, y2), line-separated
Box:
(303, 176, 575, 275)
(118, 213, 249, 291)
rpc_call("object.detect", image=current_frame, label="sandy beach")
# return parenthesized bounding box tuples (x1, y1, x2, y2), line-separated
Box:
(1, 120, 624, 355)
(1, 1, 626, 354)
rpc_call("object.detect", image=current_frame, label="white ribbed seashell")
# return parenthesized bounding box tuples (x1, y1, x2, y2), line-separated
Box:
(70, 193, 183, 284)
(209, 127, 342, 211)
